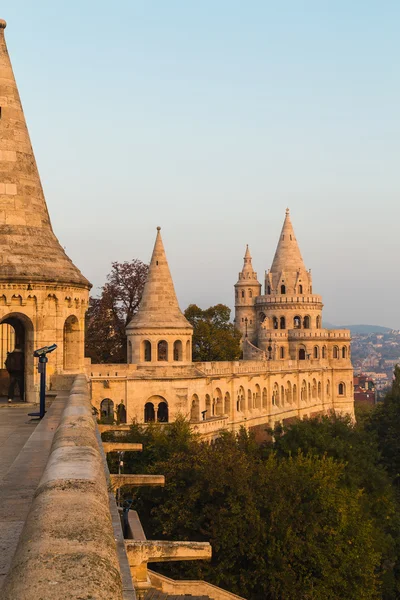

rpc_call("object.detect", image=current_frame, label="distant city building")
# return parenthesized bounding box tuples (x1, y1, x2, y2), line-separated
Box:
(354, 374, 377, 406)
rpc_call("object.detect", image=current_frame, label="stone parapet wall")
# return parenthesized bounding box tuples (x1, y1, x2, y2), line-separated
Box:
(148, 570, 246, 599)
(2, 374, 124, 600)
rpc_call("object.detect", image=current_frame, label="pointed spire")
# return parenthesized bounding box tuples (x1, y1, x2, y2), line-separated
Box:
(127, 228, 192, 329)
(0, 21, 89, 287)
(270, 209, 306, 274)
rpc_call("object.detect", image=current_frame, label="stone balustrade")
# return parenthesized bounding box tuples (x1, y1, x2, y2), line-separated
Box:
(2, 374, 125, 600)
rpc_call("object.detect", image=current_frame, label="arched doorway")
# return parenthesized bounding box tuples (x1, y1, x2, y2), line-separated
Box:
(63, 315, 80, 370)
(100, 398, 114, 422)
(0, 313, 34, 402)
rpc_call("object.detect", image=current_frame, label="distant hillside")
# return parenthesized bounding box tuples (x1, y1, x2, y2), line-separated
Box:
(324, 323, 393, 334)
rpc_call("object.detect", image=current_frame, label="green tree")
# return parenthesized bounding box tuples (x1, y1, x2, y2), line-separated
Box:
(270, 414, 400, 599)
(109, 421, 383, 600)
(367, 366, 400, 483)
(85, 259, 148, 363)
(184, 303, 242, 361)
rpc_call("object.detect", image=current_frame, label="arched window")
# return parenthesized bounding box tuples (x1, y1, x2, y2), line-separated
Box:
(333, 346, 339, 359)
(143, 340, 152, 362)
(301, 380, 307, 401)
(173, 340, 183, 361)
(280, 347, 285, 359)
(214, 388, 223, 416)
(255, 385, 261, 409)
(186, 340, 191, 361)
(267, 286, 271, 294)
(262, 387, 267, 408)
(100, 398, 114, 422)
(116, 402, 127, 424)
(313, 346, 319, 359)
(259, 312, 266, 323)
(128, 340, 132, 363)
(298, 284, 303, 294)
(205, 394, 211, 418)
(327, 380, 331, 397)
(273, 317, 278, 329)
(281, 284, 286, 294)
(338, 382, 345, 396)
(144, 402, 155, 422)
(318, 381, 322, 398)
(224, 392, 231, 415)
(294, 316, 301, 329)
(303, 316, 310, 329)
(280, 316, 286, 329)
(293, 384, 297, 403)
(316, 316, 321, 329)
(248, 389, 252, 411)
(63, 315, 80, 370)
(241, 290, 245, 298)
(273, 383, 279, 407)
(157, 340, 168, 361)
(322, 346, 326, 359)
(342, 346, 347, 359)
(237, 388, 244, 412)
(190, 395, 200, 421)
(157, 401, 169, 422)
(287, 381, 292, 404)
(249, 290, 253, 298)
(312, 378, 317, 399)
(299, 348, 306, 360)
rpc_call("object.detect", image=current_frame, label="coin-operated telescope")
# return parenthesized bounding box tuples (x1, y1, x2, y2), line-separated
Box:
(29, 344, 58, 419)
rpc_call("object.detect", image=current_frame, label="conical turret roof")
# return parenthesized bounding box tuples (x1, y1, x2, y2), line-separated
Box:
(270, 209, 306, 274)
(127, 227, 192, 330)
(236, 244, 260, 285)
(0, 20, 90, 288)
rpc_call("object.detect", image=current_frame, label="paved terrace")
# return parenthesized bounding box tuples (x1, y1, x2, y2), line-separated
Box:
(0, 395, 67, 590)
(0, 378, 244, 600)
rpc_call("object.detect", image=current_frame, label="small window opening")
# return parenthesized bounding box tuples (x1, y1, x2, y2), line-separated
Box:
(156, 260, 158, 265)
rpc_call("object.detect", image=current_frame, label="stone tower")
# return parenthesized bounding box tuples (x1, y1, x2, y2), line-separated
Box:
(234, 245, 261, 344)
(126, 227, 193, 364)
(0, 20, 91, 399)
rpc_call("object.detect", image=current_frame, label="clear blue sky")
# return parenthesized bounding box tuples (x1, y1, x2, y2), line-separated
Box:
(4, 1, 400, 327)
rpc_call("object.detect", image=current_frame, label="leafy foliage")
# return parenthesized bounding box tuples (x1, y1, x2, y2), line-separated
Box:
(85, 259, 148, 363)
(109, 418, 390, 600)
(184, 303, 242, 361)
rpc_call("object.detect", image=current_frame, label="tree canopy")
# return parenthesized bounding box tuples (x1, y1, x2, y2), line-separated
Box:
(107, 410, 400, 600)
(85, 259, 148, 363)
(184, 303, 242, 361)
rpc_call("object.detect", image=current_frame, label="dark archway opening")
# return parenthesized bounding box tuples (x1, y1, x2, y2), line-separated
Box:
(0, 315, 31, 402)
(100, 398, 114, 423)
(157, 401, 169, 422)
(116, 402, 127, 424)
(299, 348, 306, 360)
(144, 402, 155, 422)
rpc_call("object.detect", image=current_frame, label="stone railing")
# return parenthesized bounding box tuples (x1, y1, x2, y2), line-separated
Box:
(2, 374, 125, 600)
(148, 570, 246, 599)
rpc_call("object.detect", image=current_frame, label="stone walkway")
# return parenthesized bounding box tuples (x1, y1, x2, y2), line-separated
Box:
(0, 394, 67, 591)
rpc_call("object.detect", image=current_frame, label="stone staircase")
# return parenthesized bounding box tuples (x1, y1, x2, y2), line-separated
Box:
(144, 590, 211, 600)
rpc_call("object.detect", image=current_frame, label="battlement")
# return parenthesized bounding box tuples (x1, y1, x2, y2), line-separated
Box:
(255, 294, 322, 305)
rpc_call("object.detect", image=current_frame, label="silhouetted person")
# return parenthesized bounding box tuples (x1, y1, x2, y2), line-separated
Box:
(5, 346, 24, 403)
